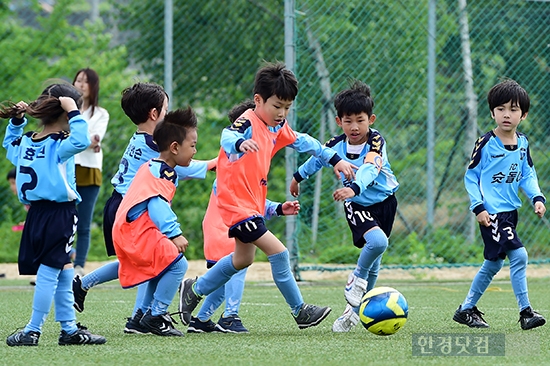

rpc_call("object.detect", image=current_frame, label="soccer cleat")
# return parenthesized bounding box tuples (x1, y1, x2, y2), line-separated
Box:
(187, 316, 227, 333)
(6, 330, 40, 346)
(294, 303, 332, 329)
(519, 307, 546, 330)
(453, 305, 489, 328)
(218, 314, 249, 333)
(58, 323, 106, 345)
(139, 310, 184, 337)
(332, 304, 360, 333)
(178, 277, 202, 326)
(72, 275, 88, 313)
(124, 308, 151, 335)
(344, 272, 368, 307)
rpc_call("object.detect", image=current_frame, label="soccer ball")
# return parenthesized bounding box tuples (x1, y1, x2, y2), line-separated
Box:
(359, 286, 408, 336)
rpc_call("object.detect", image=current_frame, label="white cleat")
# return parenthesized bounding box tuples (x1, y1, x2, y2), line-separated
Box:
(332, 304, 360, 333)
(344, 272, 367, 307)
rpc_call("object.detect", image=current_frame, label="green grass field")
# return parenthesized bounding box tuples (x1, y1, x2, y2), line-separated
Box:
(1, 277, 549, 365)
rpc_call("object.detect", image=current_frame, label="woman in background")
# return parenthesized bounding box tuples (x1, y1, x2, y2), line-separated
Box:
(72, 68, 110, 276)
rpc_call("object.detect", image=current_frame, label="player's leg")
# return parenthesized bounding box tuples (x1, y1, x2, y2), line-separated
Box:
(73, 260, 120, 312)
(140, 257, 187, 336)
(191, 241, 254, 301)
(73, 191, 122, 312)
(74, 184, 100, 275)
(178, 218, 260, 325)
(178, 251, 243, 326)
(508, 247, 545, 329)
(7, 264, 59, 346)
(253, 231, 331, 329)
(453, 213, 510, 329)
(55, 265, 106, 345)
(188, 285, 227, 333)
(452, 258, 501, 328)
(217, 268, 248, 333)
(346, 227, 388, 307)
(333, 255, 382, 333)
(124, 283, 151, 335)
(366, 255, 382, 291)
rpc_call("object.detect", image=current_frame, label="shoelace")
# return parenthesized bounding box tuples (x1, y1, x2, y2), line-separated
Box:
(167, 312, 181, 324)
(471, 307, 485, 318)
(8, 327, 24, 337)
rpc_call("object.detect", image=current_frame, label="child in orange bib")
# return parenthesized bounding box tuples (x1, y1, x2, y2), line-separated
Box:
(113, 107, 199, 337)
(178, 62, 356, 330)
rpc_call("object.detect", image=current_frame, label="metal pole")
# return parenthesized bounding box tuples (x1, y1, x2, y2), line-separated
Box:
(458, 0, 478, 243)
(164, 0, 173, 108)
(90, 0, 99, 22)
(426, 0, 436, 230)
(284, 0, 300, 280)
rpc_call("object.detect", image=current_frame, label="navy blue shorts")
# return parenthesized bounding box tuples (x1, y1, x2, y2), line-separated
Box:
(344, 195, 397, 248)
(18, 200, 77, 275)
(228, 216, 268, 243)
(103, 190, 123, 256)
(479, 210, 523, 261)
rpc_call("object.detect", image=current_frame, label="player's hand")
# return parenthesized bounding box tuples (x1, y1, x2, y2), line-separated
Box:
(206, 157, 218, 171)
(14, 101, 27, 119)
(476, 210, 491, 227)
(91, 134, 101, 152)
(333, 187, 355, 201)
(281, 200, 300, 215)
(172, 235, 189, 253)
(239, 139, 259, 153)
(59, 96, 78, 113)
(534, 201, 546, 218)
(289, 178, 300, 197)
(333, 160, 357, 181)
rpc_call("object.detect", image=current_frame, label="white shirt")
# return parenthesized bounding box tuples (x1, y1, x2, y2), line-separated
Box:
(74, 105, 109, 170)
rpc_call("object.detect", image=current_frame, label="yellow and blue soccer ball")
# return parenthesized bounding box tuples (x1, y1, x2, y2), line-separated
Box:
(359, 286, 408, 336)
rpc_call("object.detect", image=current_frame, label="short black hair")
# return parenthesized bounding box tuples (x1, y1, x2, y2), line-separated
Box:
(253, 62, 298, 102)
(153, 106, 197, 152)
(6, 167, 16, 180)
(121, 82, 168, 125)
(334, 80, 374, 118)
(228, 99, 255, 123)
(487, 79, 530, 115)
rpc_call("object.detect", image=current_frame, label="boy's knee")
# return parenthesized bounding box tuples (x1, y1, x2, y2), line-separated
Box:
(509, 247, 528, 266)
(364, 228, 388, 254)
(173, 256, 188, 275)
(482, 259, 504, 275)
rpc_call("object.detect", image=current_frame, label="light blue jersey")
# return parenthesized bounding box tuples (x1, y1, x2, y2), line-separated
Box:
(294, 129, 399, 207)
(221, 115, 341, 165)
(111, 131, 209, 195)
(464, 131, 545, 214)
(3, 111, 90, 204)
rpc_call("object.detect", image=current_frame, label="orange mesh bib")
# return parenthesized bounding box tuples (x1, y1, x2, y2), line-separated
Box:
(216, 109, 297, 227)
(113, 162, 181, 288)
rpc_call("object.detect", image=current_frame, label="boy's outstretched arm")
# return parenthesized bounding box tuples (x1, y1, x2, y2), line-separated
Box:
(281, 200, 300, 215)
(264, 199, 300, 219)
(204, 157, 218, 171)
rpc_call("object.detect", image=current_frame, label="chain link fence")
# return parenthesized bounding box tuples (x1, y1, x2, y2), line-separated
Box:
(1, 0, 549, 272)
(291, 0, 550, 273)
